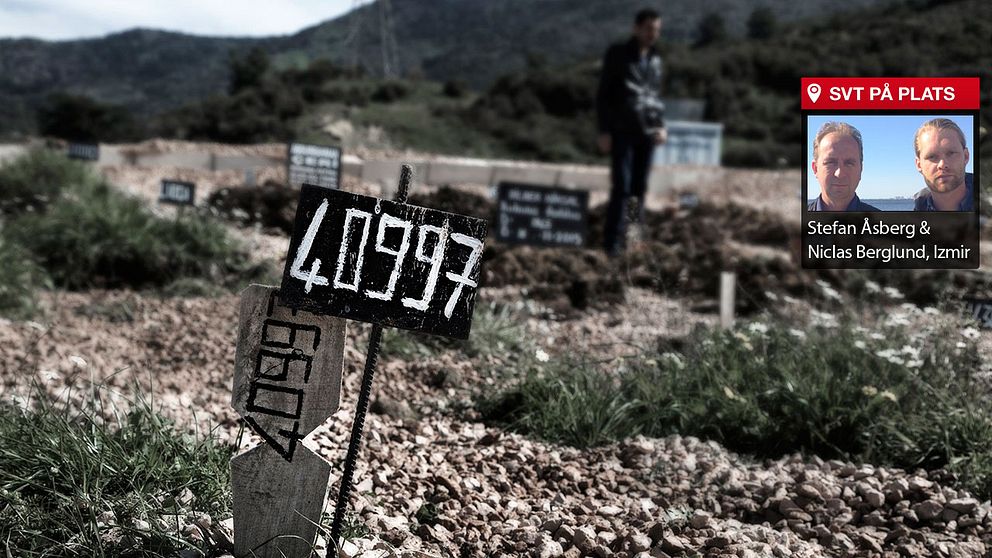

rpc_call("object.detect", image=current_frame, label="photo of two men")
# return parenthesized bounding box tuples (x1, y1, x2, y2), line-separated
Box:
(807, 116, 976, 212)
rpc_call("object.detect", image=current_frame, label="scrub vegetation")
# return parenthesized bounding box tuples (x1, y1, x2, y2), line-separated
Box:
(481, 316, 992, 500)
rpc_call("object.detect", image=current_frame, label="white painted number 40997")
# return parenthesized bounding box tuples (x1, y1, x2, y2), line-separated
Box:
(290, 199, 483, 319)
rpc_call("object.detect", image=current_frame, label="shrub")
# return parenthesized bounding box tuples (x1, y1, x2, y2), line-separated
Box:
(5, 179, 261, 290)
(0, 148, 94, 214)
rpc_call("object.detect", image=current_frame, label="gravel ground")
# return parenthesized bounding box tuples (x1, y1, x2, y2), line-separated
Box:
(3, 285, 992, 557)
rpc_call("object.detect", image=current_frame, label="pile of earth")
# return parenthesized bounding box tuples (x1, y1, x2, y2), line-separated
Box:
(206, 180, 299, 234)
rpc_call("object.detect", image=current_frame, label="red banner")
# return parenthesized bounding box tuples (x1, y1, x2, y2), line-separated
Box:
(801, 77, 979, 110)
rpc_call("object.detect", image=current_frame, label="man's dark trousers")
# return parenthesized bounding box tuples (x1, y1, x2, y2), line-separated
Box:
(604, 133, 654, 255)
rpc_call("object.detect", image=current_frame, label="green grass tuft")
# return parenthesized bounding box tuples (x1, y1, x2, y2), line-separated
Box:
(0, 385, 234, 556)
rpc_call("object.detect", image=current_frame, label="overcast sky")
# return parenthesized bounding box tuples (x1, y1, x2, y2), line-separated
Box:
(0, 0, 371, 40)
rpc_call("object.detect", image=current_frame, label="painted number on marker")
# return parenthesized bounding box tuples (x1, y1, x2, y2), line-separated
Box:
(289, 199, 483, 318)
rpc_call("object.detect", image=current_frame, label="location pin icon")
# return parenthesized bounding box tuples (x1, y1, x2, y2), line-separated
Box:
(807, 83, 821, 103)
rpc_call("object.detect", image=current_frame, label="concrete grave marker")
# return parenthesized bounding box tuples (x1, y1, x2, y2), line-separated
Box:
(288, 142, 342, 189)
(159, 179, 195, 206)
(230, 284, 346, 557)
(495, 182, 588, 248)
(67, 142, 99, 161)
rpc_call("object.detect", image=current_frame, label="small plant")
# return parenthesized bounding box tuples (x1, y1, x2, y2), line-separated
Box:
(0, 383, 235, 556)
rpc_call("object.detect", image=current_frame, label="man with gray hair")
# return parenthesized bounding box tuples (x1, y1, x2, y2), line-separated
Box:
(808, 121, 879, 211)
(913, 118, 974, 211)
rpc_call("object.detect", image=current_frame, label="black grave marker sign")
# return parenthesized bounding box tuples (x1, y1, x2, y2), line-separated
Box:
(159, 179, 195, 206)
(287, 143, 342, 189)
(496, 182, 588, 247)
(67, 142, 99, 161)
(964, 298, 992, 329)
(279, 185, 487, 339)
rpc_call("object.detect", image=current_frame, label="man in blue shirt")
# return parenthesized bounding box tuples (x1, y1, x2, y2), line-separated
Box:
(912, 118, 974, 212)
(808, 121, 880, 212)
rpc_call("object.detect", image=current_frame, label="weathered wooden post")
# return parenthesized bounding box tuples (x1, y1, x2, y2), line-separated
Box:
(229, 164, 487, 554)
(230, 285, 347, 556)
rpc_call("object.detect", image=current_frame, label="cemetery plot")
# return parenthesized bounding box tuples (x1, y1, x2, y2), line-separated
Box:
(159, 179, 195, 205)
(280, 185, 487, 339)
(287, 142, 342, 189)
(495, 182, 588, 248)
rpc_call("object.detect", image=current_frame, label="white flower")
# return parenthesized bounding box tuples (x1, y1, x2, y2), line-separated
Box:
(764, 291, 779, 301)
(747, 322, 769, 335)
(535, 349, 550, 363)
(864, 280, 882, 293)
(816, 280, 842, 301)
(874, 349, 904, 365)
(788, 328, 807, 340)
(862, 385, 878, 396)
(870, 332, 886, 340)
(810, 310, 838, 329)
(956, 341, 967, 349)
(783, 295, 800, 305)
(885, 313, 911, 327)
(961, 328, 980, 340)
(923, 307, 939, 315)
(68, 355, 87, 368)
(905, 359, 924, 368)
(660, 352, 684, 369)
(879, 390, 898, 402)
(854, 340, 867, 350)
(883, 287, 905, 299)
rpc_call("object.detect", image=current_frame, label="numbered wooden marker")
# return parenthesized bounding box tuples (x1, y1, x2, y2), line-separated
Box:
(287, 143, 342, 189)
(231, 284, 346, 557)
(495, 182, 588, 248)
(279, 185, 488, 339)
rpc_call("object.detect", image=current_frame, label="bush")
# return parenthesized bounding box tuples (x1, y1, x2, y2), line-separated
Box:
(0, 148, 94, 214)
(9, 189, 249, 289)
(5, 174, 261, 291)
(482, 319, 992, 498)
(0, 385, 233, 555)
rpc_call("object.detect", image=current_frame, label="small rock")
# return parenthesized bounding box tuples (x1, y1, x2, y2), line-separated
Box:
(690, 510, 711, 529)
(912, 500, 943, 521)
(947, 497, 979, 514)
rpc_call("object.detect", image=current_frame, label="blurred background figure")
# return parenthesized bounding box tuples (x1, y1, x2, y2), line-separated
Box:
(596, 8, 668, 256)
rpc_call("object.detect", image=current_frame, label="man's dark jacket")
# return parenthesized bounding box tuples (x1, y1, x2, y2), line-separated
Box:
(596, 37, 665, 137)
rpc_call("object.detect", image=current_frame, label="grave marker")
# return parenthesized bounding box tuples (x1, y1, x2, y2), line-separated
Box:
(67, 142, 99, 161)
(495, 182, 588, 248)
(275, 166, 486, 550)
(287, 142, 342, 189)
(280, 185, 488, 339)
(159, 179, 195, 206)
(964, 298, 992, 329)
(230, 285, 347, 557)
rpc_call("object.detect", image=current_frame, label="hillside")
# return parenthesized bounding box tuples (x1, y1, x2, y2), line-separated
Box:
(0, 0, 891, 137)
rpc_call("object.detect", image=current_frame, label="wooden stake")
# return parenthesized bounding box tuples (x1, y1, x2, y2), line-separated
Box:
(720, 271, 736, 330)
